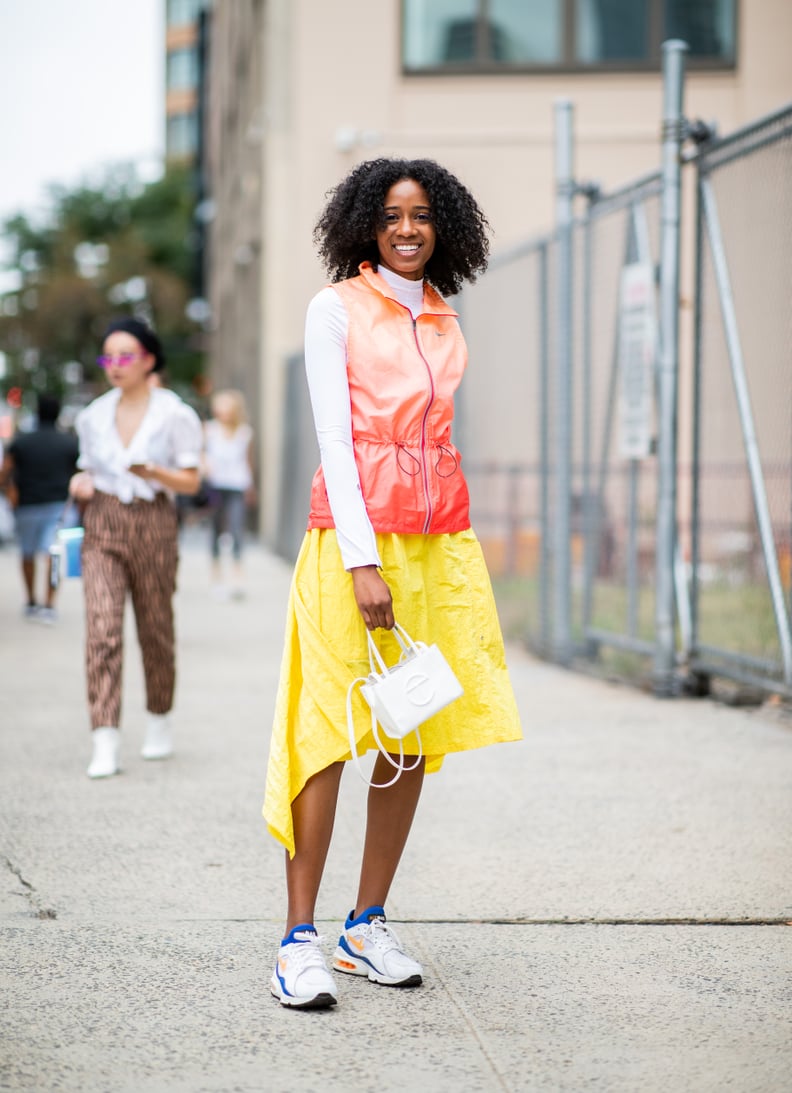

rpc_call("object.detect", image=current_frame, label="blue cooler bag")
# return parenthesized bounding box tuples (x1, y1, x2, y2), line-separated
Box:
(50, 526, 84, 586)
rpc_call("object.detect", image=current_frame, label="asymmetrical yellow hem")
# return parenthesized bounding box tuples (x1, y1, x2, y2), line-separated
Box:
(263, 528, 522, 857)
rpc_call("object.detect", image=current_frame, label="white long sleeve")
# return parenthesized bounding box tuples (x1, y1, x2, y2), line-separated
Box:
(304, 268, 425, 570)
(305, 287, 379, 569)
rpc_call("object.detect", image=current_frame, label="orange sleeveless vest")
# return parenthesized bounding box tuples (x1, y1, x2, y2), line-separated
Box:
(307, 262, 471, 536)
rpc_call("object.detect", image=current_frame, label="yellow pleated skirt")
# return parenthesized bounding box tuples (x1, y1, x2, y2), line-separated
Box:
(263, 528, 523, 856)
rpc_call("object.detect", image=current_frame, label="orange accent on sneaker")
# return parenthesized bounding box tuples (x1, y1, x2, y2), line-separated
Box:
(336, 959, 357, 970)
(348, 934, 366, 953)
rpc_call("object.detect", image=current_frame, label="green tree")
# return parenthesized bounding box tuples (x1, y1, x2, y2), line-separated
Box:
(0, 164, 206, 409)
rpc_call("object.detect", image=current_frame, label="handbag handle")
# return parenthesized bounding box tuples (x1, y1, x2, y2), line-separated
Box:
(365, 622, 422, 676)
(366, 632, 389, 676)
(392, 622, 422, 657)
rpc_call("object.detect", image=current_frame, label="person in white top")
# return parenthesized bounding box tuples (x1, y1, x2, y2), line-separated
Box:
(69, 317, 202, 779)
(203, 389, 255, 598)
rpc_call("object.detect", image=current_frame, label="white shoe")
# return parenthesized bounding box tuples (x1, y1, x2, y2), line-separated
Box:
(270, 926, 338, 1009)
(333, 906, 423, 986)
(141, 713, 173, 760)
(87, 728, 121, 779)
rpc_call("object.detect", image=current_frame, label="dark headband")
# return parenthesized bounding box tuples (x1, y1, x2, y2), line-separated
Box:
(102, 317, 165, 373)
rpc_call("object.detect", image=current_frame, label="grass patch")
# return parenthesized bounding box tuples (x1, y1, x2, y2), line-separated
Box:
(491, 574, 784, 672)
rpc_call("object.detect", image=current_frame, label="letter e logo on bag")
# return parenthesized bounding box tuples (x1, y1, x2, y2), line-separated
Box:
(404, 671, 435, 707)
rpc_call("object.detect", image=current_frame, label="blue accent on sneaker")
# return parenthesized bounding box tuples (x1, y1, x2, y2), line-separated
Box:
(345, 905, 386, 928)
(281, 923, 317, 945)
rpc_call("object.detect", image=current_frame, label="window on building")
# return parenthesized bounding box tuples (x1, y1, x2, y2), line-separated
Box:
(167, 48, 199, 90)
(576, 0, 649, 62)
(166, 112, 199, 159)
(665, 0, 735, 59)
(403, 0, 563, 66)
(402, 0, 736, 71)
(167, 0, 207, 28)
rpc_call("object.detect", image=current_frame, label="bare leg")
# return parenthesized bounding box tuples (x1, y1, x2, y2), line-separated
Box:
(22, 557, 35, 604)
(354, 754, 425, 917)
(45, 554, 58, 609)
(285, 761, 344, 933)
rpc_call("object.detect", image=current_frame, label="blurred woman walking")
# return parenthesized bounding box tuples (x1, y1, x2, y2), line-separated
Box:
(69, 317, 202, 778)
(203, 388, 255, 600)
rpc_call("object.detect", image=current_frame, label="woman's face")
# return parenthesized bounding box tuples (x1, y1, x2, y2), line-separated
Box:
(375, 178, 436, 281)
(99, 332, 154, 391)
(212, 394, 235, 424)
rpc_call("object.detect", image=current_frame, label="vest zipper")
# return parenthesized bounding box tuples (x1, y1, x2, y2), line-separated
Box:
(411, 316, 435, 534)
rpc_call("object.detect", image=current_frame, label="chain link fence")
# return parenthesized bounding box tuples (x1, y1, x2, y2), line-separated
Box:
(688, 104, 792, 693)
(459, 96, 792, 696)
(460, 238, 554, 650)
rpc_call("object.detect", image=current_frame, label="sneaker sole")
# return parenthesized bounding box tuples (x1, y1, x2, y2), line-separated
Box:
(269, 977, 337, 1009)
(332, 950, 422, 987)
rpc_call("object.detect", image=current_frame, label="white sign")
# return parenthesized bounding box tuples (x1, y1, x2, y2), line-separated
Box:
(617, 263, 656, 460)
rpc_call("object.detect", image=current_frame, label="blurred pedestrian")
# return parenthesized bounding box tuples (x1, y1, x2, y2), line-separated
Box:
(203, 389, 255, 599)
(69, 317, 202, 779)
(0, 393, 79, 623)
(264, 158, 522, 1010)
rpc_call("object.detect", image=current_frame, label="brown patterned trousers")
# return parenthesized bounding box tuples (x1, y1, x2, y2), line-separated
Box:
(82, 491, 179, 729)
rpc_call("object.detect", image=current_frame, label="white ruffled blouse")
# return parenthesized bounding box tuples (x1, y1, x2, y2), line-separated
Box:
(76, 386, 203, 503)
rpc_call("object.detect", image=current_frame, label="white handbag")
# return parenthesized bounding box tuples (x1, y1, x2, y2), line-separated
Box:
(346, 623, 464, 787)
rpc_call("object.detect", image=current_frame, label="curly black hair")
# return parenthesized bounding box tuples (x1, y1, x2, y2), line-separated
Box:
(313, 158, 490, 297)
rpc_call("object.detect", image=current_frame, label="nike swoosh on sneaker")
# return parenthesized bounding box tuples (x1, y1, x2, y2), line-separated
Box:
(348, 935, 366, 953)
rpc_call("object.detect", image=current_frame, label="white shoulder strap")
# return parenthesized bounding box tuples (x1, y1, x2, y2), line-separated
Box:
(346, 626, 423, 787)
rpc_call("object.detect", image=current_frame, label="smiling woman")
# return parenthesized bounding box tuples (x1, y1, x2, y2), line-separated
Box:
(263, 157, 522, 1011)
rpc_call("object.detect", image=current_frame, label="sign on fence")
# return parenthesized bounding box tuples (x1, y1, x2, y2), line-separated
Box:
(617, 263, 656, 460)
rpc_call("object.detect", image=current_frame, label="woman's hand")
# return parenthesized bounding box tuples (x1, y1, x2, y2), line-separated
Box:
(351, 565, 394, 631)
(129, 464, 201, 495)
(128, 462, 156, 480)
(69, 471, 95, 502)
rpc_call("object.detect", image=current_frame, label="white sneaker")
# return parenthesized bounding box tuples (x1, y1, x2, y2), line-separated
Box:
(270, 926, 338, 1009)
(87, 728, 121, 779)
(141, 713, 173, 760)
(333, 906, 423, 986)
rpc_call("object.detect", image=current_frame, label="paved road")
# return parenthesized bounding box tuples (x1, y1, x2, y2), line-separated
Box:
(1, 532, 791, 1092)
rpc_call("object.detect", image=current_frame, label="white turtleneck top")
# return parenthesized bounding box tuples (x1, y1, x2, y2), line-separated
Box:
(304, 265, 426, 570)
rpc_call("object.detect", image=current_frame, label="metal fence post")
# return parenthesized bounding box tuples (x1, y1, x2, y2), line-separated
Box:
(653, 40, 687, 696)
(553, 98, 574, 665)
(538, 242, 552, 653)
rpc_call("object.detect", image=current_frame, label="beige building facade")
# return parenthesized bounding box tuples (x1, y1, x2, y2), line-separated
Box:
(203, 0, 792, 549)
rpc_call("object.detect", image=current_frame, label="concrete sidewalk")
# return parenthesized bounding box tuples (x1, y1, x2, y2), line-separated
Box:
(1, 533, 791, 1093)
